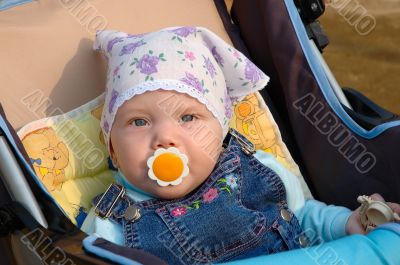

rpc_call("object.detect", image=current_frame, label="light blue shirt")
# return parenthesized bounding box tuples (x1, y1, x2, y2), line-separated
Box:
(81, 150, 351, 247)
(81, 151, 400, 265)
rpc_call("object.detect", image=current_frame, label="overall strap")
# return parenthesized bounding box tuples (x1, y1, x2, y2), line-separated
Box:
(92, 128, 255, 223)
(223, 128, 255, 155)
(92, 183, 141, 224)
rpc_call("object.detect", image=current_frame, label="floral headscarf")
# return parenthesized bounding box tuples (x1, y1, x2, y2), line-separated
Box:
(94, 26, 269, 151)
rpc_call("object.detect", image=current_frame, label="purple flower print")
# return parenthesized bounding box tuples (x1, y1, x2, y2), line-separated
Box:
(108, 89, 118, 113)
(224, 90, 232, 118)
(107, 37, 124, 53)
(225, 104, 233, 119)
(126, 33, 145, 39)
(136, 54, 159, 75)
(211, 46, 224, 66)
(204, 57, 216, 79)
(233, 49, 240, 59)
(113, 66, 120, 78)
(180, 72, 204, 93)
(244, 59, 263, 84)
(103, 121, 110, 134)
(119, 40, 146, 56)
(171, 26, 196, 37)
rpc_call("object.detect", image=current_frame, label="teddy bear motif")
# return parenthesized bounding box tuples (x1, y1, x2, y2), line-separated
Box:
(232, 94, 286, 159)
(91, 104, 106, 146)
(22, 127, 69, 191)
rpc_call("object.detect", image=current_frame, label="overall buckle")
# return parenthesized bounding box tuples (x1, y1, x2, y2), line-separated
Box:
(229, 129, 255, 155)
(94, 183, 126, 219)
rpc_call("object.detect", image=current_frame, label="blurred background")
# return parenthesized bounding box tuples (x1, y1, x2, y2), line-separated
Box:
(320, 0, 399, 114)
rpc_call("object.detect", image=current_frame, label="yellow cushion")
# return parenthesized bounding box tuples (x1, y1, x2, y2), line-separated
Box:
(18, 95, 113, 224)
(18, 92, 311, 225)
(6, 0, 311, 226)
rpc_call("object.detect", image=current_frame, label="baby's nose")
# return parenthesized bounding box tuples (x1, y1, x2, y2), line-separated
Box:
(152, 127, 180, 149)
(156, 140, 176, 148)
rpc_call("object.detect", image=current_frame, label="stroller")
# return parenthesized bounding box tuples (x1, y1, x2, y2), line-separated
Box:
(1, 0, 399, 264)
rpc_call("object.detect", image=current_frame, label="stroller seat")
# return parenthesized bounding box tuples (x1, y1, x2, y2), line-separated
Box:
(17, 89, 311, 227)
(1, 0, 399, 264)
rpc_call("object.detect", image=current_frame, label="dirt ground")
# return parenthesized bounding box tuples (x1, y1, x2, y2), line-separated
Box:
(320, 0, 400, 114)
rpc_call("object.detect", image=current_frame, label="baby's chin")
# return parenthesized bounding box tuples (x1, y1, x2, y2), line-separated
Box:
(146, 174, 206, 200)
(150, 183, 194, 200)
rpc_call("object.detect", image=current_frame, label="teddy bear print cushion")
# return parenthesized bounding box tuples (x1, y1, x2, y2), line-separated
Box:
(18, 92, 311, 226)
(18, 94, 113, 226)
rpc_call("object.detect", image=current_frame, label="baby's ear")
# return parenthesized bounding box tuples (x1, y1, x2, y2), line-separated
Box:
(110, 156, 119, 169)
(109, 141, 119, 168)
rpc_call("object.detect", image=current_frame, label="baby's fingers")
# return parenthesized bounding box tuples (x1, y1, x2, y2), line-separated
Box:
(370, 193, 385, 202)
(386, 202, 400, 215)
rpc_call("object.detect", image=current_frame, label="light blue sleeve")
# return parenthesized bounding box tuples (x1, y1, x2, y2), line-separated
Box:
(296, 199, 352, 243)
(79, 172, 153, 246)
(254, 150, 352, 243)
(218, 224, 400, 265)
(81, 207, 124, 246)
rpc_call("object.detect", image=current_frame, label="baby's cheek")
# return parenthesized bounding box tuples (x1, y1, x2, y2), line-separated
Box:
(188, 135, 221, 160)
(123, 169, 149, 190)
(191, 160, 215, 183)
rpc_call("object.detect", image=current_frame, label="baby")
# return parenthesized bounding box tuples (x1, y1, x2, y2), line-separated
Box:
(82, 26, 400, 264)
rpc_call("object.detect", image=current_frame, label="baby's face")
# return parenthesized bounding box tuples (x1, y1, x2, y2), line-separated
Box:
(110, 90, 223, 199)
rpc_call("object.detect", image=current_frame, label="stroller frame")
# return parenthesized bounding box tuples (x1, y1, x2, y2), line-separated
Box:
(1, 0, 399, 264)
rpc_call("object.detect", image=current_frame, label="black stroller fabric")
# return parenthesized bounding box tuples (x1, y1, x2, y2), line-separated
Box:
(219, 0, 400, 209)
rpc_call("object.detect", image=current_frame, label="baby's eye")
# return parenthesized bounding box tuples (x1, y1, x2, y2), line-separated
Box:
(132, 119, 149, 127)
(181, 114, 196, 123)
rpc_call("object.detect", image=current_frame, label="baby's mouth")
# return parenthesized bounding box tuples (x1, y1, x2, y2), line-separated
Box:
(147, 147, 189, 187)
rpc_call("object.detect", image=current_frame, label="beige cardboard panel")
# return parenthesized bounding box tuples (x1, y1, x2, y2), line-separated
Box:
(1, 0, 231, 129)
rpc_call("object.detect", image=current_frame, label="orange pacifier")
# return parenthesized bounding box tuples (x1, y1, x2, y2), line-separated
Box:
(147, 147, 189, 186)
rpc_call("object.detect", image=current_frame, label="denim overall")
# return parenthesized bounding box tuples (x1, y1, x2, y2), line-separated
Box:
(93, 130, 304, 264)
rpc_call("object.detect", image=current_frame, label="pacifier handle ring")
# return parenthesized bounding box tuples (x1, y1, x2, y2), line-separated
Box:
(357, 195, 400, 232)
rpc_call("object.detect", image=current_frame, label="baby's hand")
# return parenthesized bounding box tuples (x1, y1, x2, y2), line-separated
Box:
(346, 193, 400, 235)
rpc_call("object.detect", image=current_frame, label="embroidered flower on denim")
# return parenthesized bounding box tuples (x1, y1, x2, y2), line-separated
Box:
(216, 175, 238, 194)
(172, 175, 239, 217)
(225, 175, 238, 189)
(203, 188, 219, 203)
(171, 207, 187, 217)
